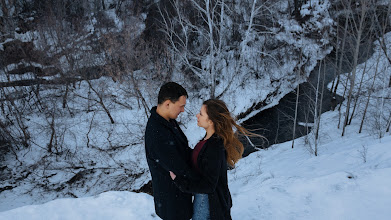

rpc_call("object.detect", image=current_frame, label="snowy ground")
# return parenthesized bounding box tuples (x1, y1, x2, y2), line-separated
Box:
(1, 108, 390, 220)
(230, 110, 391, 220)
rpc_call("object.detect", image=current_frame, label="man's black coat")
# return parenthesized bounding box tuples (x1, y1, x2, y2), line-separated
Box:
(173, 134, 233, 220)
(144, 107, 198, 220)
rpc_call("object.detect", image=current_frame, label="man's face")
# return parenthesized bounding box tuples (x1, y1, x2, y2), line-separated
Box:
(168, 95, 186, 119)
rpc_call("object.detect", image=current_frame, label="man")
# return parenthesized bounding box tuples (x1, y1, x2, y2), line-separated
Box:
(145, 82, 198, 220)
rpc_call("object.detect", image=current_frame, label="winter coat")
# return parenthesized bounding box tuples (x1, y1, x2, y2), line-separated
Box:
(173, 134, 233, 220)
(144, 107, 199, 220)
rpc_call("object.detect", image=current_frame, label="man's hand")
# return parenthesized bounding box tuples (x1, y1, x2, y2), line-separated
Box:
(169, 171, 176, 180)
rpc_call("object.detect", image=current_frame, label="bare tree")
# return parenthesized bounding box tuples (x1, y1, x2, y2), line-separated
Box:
(291, 45, 305, 149)
(303, 59, 326, 156)
(342, 0, 372, 136)
(86, 80, 115, 124)
(293, 0, 301, 19)
(373, 1, 391, 87)
(0, 87, 30, 149)
(358, 145, 368, 163)
(386, 112, 391, 133)
(291, 84, 300, 149)
(358, 0, 391, 134)
(159, 0, 278, 98)
(359, 47, 382, 133)
(98, 26, 152, 117)
(158, 0, 226, 98)
(331, 0, 350, 98)
(348, 31, 375, 125)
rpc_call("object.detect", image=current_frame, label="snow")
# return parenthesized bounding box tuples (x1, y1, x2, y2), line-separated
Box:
(2, 31, 391, 216)
(1, 108, 390, 220)
(105, 9, 124, 31)
(230, 111, 391, 220)
(0, 1, 334, 201)
(0, 191, 159, 220)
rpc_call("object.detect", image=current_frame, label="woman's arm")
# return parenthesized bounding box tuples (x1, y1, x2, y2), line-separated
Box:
(172, 138, 225, 194)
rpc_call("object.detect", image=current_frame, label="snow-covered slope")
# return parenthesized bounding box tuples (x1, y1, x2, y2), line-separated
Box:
(0, 0, 335, 206)
(1, 109, 390, 220)
(230, 110, 391, 220)
(2, 14, 391, 218)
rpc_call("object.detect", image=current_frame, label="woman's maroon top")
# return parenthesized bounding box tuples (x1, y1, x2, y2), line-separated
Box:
(191, 139, 207, 173)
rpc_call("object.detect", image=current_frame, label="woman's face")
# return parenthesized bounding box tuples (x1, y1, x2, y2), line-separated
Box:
(196, 105, 213, 129)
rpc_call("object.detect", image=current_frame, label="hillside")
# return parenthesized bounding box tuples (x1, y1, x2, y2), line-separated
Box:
(1, 104, 390, 219)
(0, 0, 334, 205)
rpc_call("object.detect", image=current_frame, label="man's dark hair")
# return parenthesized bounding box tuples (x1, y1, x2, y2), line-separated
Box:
(158, 82, 188, 104)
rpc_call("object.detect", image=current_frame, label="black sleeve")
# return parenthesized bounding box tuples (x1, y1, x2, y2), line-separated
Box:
(173, 139, 224, 194)
(145, 128, 200, 180)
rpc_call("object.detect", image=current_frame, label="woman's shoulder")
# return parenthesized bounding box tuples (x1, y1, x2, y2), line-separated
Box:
(208, 133, 222, 141)
(206, 134, 224, 149)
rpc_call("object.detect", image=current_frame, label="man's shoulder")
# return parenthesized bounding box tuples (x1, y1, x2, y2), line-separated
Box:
(146, 107, 169, 126)
(145, 114, 171, 137)
(146, 107, 162, 126)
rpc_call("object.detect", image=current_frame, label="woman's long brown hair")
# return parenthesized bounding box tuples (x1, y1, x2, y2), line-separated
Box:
(204, 99, 256, 167)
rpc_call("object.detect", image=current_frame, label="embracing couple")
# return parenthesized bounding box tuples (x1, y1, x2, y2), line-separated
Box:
(145, 82, 252, 220)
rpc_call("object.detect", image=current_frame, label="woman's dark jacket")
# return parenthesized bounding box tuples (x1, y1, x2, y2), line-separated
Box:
(173, 134, 233, 220)
(145, 107, 199, 220)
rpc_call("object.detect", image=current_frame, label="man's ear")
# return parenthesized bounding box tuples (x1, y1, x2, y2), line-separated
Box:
(163, 100, 171, 109)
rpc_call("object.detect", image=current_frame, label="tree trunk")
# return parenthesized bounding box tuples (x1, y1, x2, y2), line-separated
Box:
(101, 0, 105, 10)
(1, 0, 8, 18)
(313, 60, 323, 156)
(63, 83, 69, 109)
(206, 0, 216, 98)
(330, 21, 339, 93)
(342, 1, 367, 137)
(292, 84, 299, 149)
(87, 81, 115, 124)
(348, 14, 375, 125)
(359, 51, 381, 133)
(48, 113, 56, 153)
(294, 0, 301, 19)
(386, 112, 391, 133)
(333, 7, 350, 97)
(348, 45, 371, 125)
(337, 75, 349, 129)
(372, 1, 391, 89)
(131, 72, 149, 117)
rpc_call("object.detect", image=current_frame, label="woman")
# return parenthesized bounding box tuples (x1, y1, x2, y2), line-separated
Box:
(170, 99, 256, 220)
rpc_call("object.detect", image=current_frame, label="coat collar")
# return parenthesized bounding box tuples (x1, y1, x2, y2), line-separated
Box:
(150, 106, 188, 145)
(198, 133, 223, 153)
(150, 106, 172, 128)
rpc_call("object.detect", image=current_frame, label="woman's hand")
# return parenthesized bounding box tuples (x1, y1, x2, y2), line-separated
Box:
(169, 171, 176, 180)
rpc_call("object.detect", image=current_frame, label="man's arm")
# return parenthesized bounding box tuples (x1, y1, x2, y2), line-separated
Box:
(145, 129, 200, 180)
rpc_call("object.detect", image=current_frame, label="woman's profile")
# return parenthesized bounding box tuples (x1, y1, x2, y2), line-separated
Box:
(170, 99, 260, 220)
